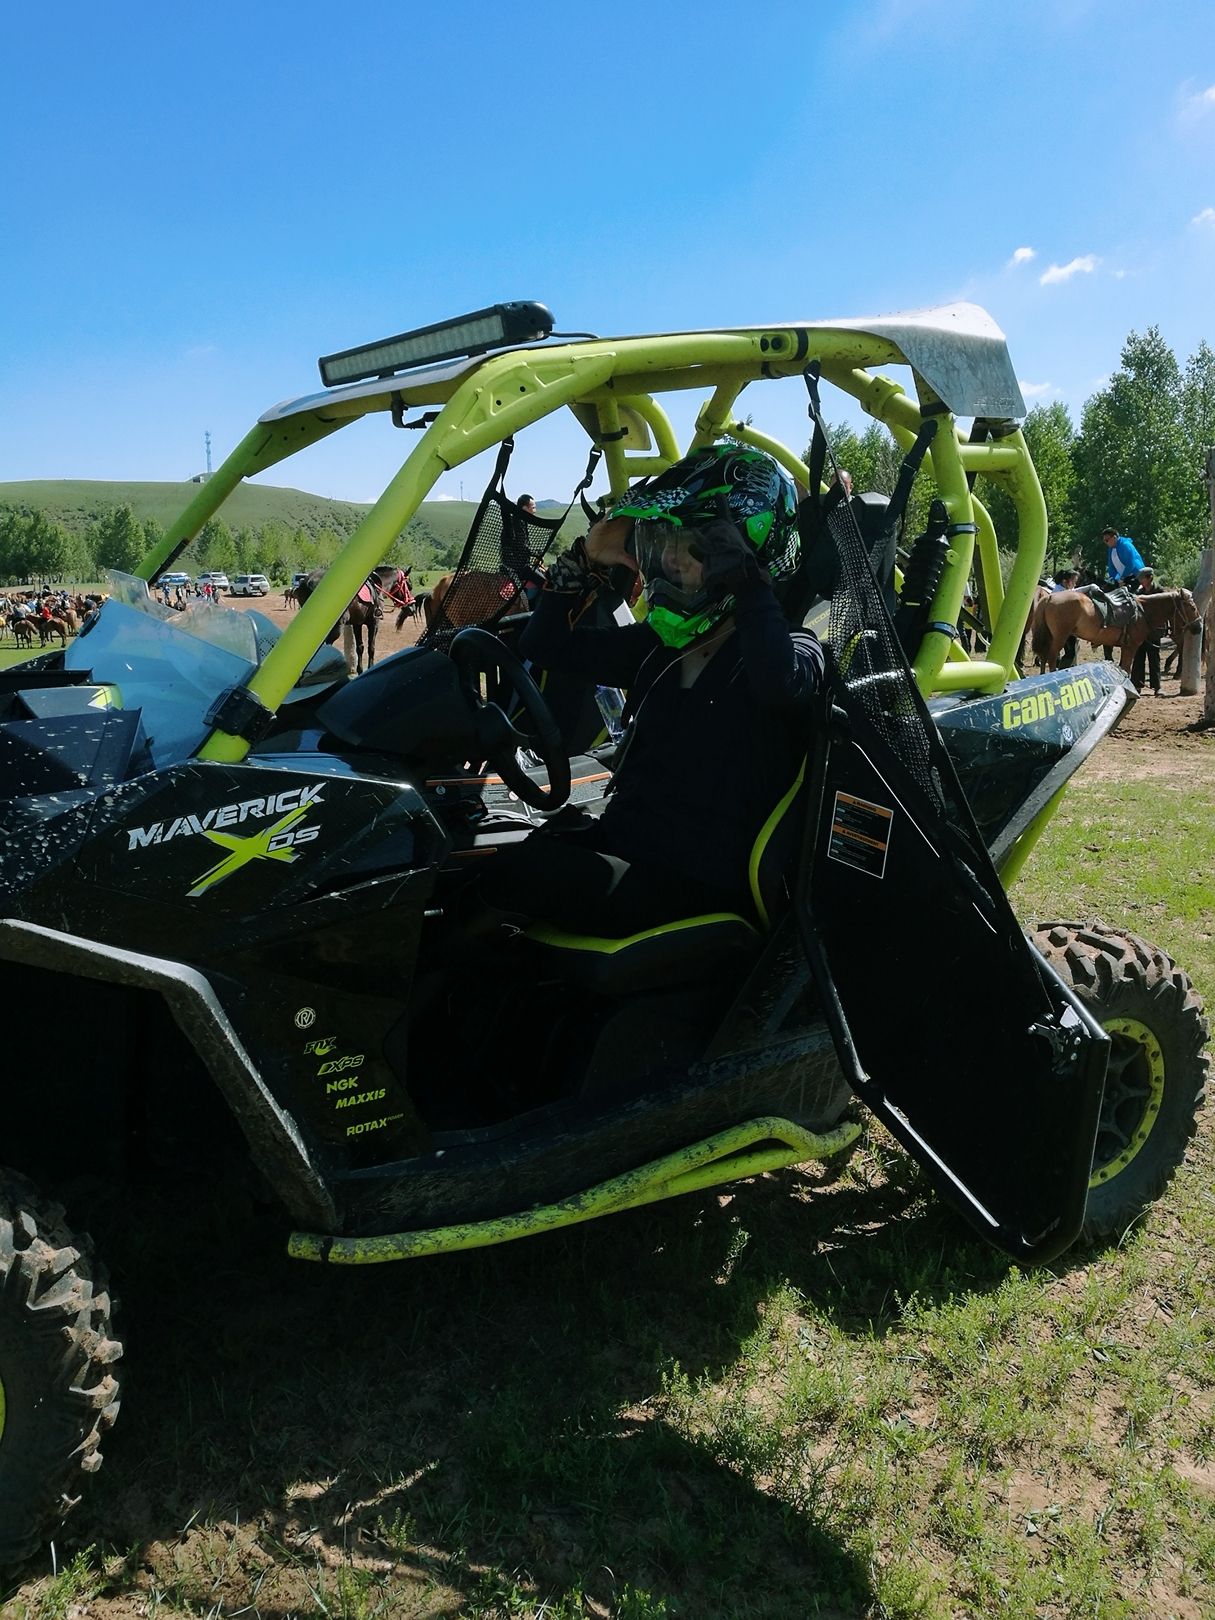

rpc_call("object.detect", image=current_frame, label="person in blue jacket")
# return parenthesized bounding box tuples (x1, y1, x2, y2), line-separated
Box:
(1103, 525, 1146, 584)
(475, 443, 824, 936)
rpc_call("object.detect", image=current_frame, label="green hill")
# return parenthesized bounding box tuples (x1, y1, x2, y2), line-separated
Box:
(0, 481, 581, 542)
(0, 480, 584, 574)
(0, 479, 477, 543)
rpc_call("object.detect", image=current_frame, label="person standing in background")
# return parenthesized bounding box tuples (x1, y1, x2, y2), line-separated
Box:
(1130, 565, 1162, 696)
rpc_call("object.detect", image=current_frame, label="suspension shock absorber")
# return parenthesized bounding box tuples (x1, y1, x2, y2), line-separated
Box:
(894, 499, 951, 658)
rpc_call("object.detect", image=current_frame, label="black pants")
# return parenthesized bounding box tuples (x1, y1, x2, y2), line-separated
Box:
(1131, 638, 1161, 692)
(478, 823, 745, 936)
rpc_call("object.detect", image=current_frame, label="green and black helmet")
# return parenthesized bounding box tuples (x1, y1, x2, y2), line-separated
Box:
(608, 443, 799, 647)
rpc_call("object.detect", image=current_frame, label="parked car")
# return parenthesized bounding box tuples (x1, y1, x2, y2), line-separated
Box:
(196, 572, 230, 590)
(155, 571, 191, 589)
(230, 573, 271, 596)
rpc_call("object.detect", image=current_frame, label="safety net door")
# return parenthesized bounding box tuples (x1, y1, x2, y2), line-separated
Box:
(798, 504, 1108, 1263)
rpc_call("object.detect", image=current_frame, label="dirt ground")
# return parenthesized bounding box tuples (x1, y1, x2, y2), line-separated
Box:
(244, 584, 427, 658)
(1062, 649, 1213, 780)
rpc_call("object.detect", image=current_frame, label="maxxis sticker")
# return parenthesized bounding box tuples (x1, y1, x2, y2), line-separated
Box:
(828, 791, 893, 879)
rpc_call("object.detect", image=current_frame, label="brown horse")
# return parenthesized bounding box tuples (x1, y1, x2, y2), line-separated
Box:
(295, 564, 414, 674)
(379, 566, 416, 630)
(422, 569, 532, 634)
(1031, 588, 1200, 674)
(1017, 584, 1051, 672)
(34, 614, 69, 647)
(9, 615, 36, 647)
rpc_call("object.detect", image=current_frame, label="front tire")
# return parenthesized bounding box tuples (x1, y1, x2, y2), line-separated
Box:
(0, 1173, 122, 1568)
(1032, 922, 1209, 1244)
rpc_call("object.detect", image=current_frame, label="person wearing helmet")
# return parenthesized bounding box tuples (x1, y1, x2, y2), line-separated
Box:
(472, 443, 825, 937)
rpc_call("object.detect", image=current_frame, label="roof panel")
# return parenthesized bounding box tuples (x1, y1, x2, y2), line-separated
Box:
(259, 302, 1024, 425)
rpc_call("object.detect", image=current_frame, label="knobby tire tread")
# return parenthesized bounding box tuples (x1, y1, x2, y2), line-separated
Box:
(0, 1170, 122, 1569)
(1032, 921, 1209, 1244)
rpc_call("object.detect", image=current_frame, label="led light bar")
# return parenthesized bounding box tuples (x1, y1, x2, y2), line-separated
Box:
(318, 301, 555, 387)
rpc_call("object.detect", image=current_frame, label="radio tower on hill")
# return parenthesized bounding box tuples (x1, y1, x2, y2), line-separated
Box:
(205, 431, 212, 477)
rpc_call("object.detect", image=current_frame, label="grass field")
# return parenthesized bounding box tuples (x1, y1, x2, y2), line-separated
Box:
(2, 690, 1213, 1618)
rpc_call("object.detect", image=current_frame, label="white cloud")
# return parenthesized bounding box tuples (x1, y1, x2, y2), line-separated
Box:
(1192, 206, 1215, 228)
(430, 491, 458, 500)
(1039, 254, 1099, 286)
(1008, 246, 1036, 267)
(1180, 81, 1215, 118)
(1020, 380, 1054, 398)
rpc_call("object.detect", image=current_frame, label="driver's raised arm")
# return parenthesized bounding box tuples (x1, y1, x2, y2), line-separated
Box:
(518, 519, 653, 691)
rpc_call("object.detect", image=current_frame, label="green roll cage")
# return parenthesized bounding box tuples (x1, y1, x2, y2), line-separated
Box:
(137, 302, 1044, 764)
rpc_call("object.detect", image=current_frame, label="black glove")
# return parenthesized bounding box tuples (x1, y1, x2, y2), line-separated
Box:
(544, 537, 594, 594)
(688, 516, 764, 599)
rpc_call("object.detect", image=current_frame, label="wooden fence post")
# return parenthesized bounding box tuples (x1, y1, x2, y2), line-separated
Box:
(1194, 448, 1215, 714)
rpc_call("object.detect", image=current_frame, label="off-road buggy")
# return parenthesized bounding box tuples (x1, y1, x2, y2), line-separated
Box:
(1, 301, 1207, 1566)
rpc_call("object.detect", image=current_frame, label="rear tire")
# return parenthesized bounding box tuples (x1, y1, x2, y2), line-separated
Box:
(1032, 922, 1209, 1244)
(0, 1172, 122, 1568)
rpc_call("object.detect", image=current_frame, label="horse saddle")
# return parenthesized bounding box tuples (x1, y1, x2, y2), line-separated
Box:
(355, 580, 377, 607)
(1079, 584, 1140, 630)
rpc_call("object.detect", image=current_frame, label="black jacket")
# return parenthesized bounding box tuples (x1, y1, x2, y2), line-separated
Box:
(520, 577, 824, 903)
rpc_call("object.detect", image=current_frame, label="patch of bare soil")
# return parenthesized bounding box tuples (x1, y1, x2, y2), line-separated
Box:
(1063, 659, 1212, 783)
(230, 586, 426, 660)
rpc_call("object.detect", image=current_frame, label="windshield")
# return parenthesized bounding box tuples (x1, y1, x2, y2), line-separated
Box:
(64, 573, 261, 766)
(64, 572, 345, 767)
(100, 571, 262, 657)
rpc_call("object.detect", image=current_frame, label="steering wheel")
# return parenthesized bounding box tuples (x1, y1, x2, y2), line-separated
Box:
(448, 627, 571, 811)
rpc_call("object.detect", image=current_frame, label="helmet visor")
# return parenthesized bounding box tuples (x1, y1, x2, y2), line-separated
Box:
(634, 521, 712, 617)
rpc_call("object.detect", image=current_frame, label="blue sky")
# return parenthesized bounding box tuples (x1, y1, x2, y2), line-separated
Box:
(2, 0, 1213, 511)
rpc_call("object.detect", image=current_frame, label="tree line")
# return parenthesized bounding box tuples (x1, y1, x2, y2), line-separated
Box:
(820, 325, 1215, 587)
(0, 505, 468, 588)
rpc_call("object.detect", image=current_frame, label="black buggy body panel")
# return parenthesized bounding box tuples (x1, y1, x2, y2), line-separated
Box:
(0, 641, 1123, 1256)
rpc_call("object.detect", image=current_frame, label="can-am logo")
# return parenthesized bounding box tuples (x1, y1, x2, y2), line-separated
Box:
(126, 783, 326, 851)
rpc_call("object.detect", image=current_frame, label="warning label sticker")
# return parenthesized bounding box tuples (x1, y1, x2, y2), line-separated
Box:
(828, 791, 893, 879)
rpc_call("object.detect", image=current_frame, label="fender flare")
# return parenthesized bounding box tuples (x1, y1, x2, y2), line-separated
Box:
(0, 919, 336, 1232)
